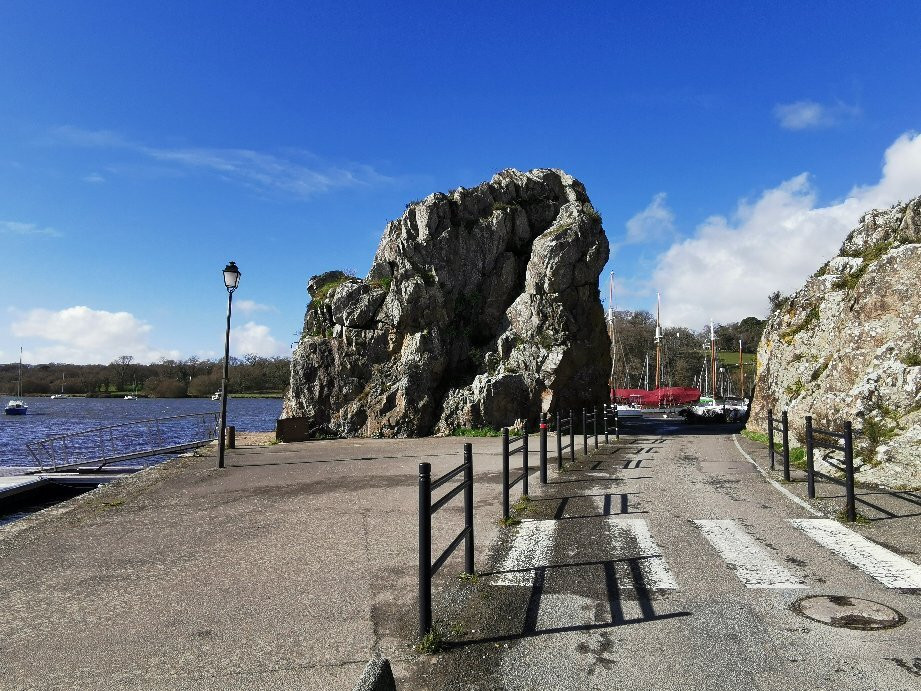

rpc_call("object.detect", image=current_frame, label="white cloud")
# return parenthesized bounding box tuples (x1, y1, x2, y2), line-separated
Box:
(231, 322, 290, 358)
(82, 172, 105, 183)
(235, 299, 277, 316)
(11, 306, 179, 364)
(773, 99, 861, 130)
(654, 131, 921, 328)
(0, 220, 62, 237)
(51, 125, 394, 198)
(624, 192, 676, 245)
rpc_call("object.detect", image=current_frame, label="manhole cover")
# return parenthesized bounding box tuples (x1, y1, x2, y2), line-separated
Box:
(792, 595, 906, 630)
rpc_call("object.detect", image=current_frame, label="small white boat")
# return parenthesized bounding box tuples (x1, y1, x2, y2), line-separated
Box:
(5, 348, 28, 415)
(211, 391, 222, 401)
(51, 373, 70, 398)
(124, 395, 138, 400)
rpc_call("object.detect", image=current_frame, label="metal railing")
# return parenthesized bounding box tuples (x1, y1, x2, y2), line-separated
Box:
(418, 444, 474, 639)
(555, 410, 575, 469)
(502, 426, 529, 520)
(767, 408, 790, 480)
(26, 412, 221, 472)
(805, 416, 857, 522)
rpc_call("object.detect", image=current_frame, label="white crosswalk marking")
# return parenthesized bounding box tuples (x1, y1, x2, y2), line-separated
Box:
(605, 518, 678, 589)
(694, 520, 806, 589)
(492, 519, 557, 586)
(790, 518, 921, 589)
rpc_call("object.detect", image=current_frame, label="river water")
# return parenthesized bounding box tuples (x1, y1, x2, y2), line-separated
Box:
(0, 397, 282, 470)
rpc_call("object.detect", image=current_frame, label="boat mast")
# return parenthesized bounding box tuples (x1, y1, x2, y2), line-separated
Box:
(739, 339, 744, 398)
(654, 293, 662, 391)
(608, 271, 615, 403)
(710, 320, 717, 398)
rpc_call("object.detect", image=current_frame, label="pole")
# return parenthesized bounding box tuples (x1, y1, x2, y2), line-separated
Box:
(844, 421, 856, 522)
(464, 443, 474, 574)
(739, 339, 744, 397)
(593, 405, 598, 449)
(418, 462, 432, 639)
(782, 410, 790, 482)
(805, 415, 815, 499)
(556, 411, 563, 470)
(522, 423, 529, 497)
(604, 406, 609, 444)
(218, 290, 233, 469)
(539, 413, 548, 484)
(767, 409, 775, 470)
(582, 408, 588, 456)
(569, 409, 575, 462)
(502, 428, 510, 520)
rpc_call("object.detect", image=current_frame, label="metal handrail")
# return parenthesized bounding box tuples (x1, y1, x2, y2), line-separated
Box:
(27, 412, 220, 472)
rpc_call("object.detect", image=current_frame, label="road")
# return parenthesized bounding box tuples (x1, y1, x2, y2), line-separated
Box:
(405, 420, 921, 690)
(0, 422, 918, 690)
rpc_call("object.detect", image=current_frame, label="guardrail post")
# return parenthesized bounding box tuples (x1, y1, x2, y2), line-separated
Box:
(228, 425, 236, 449)
(582, 408, 588, 456)
(781, 410, 790, 482)
(593, 406, 598, 449)
(569, 409, 575, 462)
(614, 406, 620, 440)
(844, 421, 856, 522)
(767, 408, 775, 470)
(522, 423, 529, 497)
(418, 462, 432, 640)
(604, 406, 609, 444)
(502, 427, 510, 520)
(540, 413, 548, 484)
(805, 415, 815, 499)
(464, 443, 474, 574)
(556, 411, 563, 470)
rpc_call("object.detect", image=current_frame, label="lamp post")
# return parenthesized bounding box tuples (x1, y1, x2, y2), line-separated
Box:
(218, 261, 241, 469)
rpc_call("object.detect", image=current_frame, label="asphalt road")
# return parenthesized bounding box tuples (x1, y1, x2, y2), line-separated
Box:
(1, 423, 918, 690)
(406, 420, 921, 690)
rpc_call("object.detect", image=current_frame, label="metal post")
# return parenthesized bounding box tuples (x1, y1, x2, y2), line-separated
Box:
(418, 462, 432, 639)
(604, 407, 609, 444)
(502, 427, 510, 520)
(583, 408, 588, 456)
(767, 409, 775, 470)
(614, 406, 620, 440)
(569, 409, 575, 462)
(218, 289, 234, 469)
(556, 411, 563, 471)
(805, 415, 815, 499)
(844, 421, 856, 522)
(522, 424, 529, 497)
(540, 413, 548, 484)
(464, 443, 474, 574)
(593, 405, 598, 449)
(782, 410, 790, 482)
(228, 426, 236, 449)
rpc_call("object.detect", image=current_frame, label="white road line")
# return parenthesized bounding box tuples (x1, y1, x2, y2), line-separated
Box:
(492, 519, 557, 586)
(732, 434, 821, 516)
(694, 519, 806, 589)
(605, 518, 678, 589)
(790, 518, 921, 589)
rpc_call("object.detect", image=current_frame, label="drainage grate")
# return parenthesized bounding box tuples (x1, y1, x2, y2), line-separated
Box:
(792, 595, 906, 631)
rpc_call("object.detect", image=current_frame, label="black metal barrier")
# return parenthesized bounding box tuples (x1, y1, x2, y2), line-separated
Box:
(418, 444, 474, 639)
(539, 413, 549, 484)
(766, 408, 790, 481)
(555, 410, 575, 469)
(804, 416, 857, 522)
(502, 426, 529, 520)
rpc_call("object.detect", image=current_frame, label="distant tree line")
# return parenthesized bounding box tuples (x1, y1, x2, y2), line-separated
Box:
(0, 355, 290, 397)
(610, 311, 766, 391)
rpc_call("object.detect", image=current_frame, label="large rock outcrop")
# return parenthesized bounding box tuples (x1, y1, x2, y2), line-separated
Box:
(750, 196, 921, 488)
(283, 168, 611, 437)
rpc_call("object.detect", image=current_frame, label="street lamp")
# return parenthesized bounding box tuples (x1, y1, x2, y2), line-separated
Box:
(218, 261, 241, 469)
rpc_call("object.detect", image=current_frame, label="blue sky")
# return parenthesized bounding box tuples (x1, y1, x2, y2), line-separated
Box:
(2, 1, 920, 364)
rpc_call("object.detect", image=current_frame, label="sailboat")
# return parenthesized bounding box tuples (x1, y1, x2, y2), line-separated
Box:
(5, 348, 28, 415)
(51, 372, 70, 399)
(607, 273, 643, 418)
(124, 381, 139, 400)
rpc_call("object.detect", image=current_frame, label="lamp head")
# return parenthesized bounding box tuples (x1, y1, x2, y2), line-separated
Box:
(223, 261, 241, 292)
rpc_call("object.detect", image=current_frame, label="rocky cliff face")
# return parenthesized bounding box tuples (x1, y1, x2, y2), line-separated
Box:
(283, 168, 611, 437)
(750, 196, 921, 488)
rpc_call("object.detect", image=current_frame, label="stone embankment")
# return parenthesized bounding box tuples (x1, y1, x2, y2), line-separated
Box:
(750, 196, 921, 488)
(284, 168, 611, 438)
